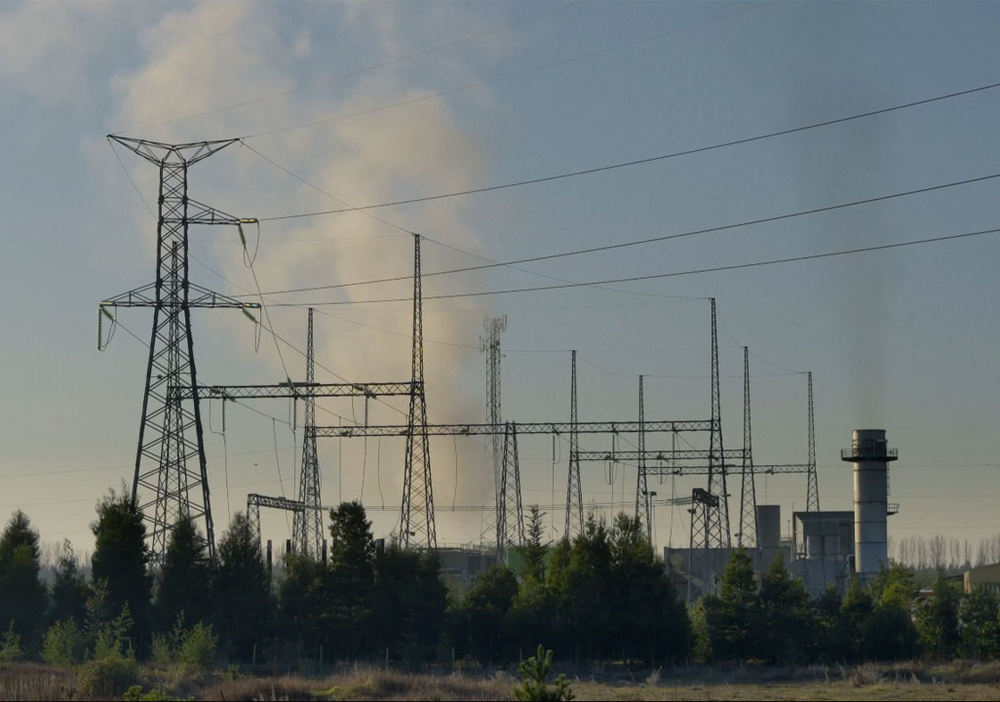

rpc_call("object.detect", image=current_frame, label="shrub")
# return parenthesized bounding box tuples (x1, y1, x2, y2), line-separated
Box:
(41, 619, 87, 666)
(514, 644, 574, 702)
(75, 653, 139, 698)
(151, 616, 217, 679)
(0, 621, 24, 668)
(123, 684, 194, 701)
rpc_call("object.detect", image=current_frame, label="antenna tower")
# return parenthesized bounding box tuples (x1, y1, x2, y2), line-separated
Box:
(738, 347, 758, 549)
(564, 350, 584, 538)
(292, 308, 323, 557)
(100, 136, 258, 561)
(401, 234, 436, 548)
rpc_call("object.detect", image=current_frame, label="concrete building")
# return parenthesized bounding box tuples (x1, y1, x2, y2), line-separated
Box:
(788, 510, 854, 596)
(437, 547, 497, 592)
(963, 563, 1000, 594)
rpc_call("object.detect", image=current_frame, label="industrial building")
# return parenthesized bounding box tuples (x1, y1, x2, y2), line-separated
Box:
(666, 429, 899, 599)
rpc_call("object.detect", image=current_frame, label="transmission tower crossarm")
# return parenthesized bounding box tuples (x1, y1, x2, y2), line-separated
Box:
(102, 283, 260, 310)
(172, 380, 414, 401)
(577, 448, 744, 462)
(108, 134, 240, 166)
(311, 419, 712, 438)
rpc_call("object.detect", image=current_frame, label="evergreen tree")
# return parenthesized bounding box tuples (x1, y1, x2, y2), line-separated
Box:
(90, 488, 152, 650)
(463, 563, 518, 662)
(840, 576, 874, 661)
(326, 502, 376, 658)
(214, 512, 272, 661)
(756, 553, 814, 664)
(520, 506, 549, 583)
(607, 513, 689, 665)
(0, 510, 47, 651)
(814, 584, 850, 662)
(156, 515, 212, 630)
(916, 574, 960, 659)
(864, 564, 920, 660)
(713, 548, 757, 661)
(277, 553, 328, 657)
(48, 540, 90, 626)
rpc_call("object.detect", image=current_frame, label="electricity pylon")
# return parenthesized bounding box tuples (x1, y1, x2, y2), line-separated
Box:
(564, 350, 584, 538)
(738, 347, 758, 549)
(100, 136, 259, 561)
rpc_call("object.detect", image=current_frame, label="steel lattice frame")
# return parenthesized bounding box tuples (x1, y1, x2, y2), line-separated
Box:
(292, 308, 324, 558)
(806, 371, 820, 512)
(497, 422, 525, 560)
(738, 347, 758, 549)
(565, 350, 584, 539)
(635, 376, 651, 540)
(480, 316, 506, 556)
(704, 299, 731, 550)
(401, 235, 436, 549)
(101, 136, 257, 561)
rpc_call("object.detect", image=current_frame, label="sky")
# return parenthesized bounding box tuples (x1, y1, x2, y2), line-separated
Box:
(1, 0, 1000, 560)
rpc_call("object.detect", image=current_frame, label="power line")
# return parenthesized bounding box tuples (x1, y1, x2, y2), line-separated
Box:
(270, 224, 1000, 306)
(242, 169, 1000, 298)
(251, 80, 1000, 222)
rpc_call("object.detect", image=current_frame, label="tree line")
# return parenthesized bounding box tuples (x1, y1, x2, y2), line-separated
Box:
(2, 494, 1000, 676)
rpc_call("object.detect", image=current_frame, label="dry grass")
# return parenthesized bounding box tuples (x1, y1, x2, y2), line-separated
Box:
(4, 660, 1000, 701)
(0, 663, 78, 700)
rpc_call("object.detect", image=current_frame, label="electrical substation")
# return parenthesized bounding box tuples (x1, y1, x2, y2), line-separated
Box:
(97, 135, 901, 595)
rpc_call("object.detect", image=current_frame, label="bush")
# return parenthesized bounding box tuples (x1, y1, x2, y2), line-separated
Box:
(75, 653, 139, 698)
(151, 616, 217, 679)
(123, 684, 194, 701)
(41, 619, 87, 666)
(0, 621, 24, 668)
(514, 644, 574, 702)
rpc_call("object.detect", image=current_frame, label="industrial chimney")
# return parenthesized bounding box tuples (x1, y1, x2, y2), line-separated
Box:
(841, 429, 898, 582)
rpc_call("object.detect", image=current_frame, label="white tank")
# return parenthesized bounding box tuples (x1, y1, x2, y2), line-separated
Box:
(841, 429, 898, 582)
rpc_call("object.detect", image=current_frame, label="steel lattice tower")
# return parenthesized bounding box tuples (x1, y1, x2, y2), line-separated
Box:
(480, 316, 507, 555)
(703, 298, 730, 549)
(738, 347, 758, 549)
(401, 234, 436, 548)
(292, 308, 323, 558)
(564, 350, 584, 539)
(806, 371, 820, 512)
(101, 136, 258, 561)
(635, 375, 651, 540)
(497, 422, 525, 560)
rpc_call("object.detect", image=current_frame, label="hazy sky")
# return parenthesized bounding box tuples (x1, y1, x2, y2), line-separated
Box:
(2, 0, 999, 558)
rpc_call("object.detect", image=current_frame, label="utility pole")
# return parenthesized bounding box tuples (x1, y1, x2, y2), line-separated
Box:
(480, 316, 507, 557)
(100, 136, 259, 561)
(738, 347, 758, 549)
(401, 234, 436, 549)
(292, 308, 323, 558)
(564, 350, 584, 539)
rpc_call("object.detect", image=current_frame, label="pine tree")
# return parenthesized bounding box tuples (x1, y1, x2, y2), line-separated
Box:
(90, 488, 152, 648)
(214, 512, 272, 660)
(0, 510, 46, 652)
(521, 506, 549, 583)
(156, 515, 212, 630)
(49, 540, 90, 626)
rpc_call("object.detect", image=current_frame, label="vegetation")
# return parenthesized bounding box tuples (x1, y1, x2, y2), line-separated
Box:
(3, 497, 1000, 701)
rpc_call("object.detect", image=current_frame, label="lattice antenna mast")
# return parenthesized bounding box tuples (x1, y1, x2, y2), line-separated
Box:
(498, 422, 525, 561)
(100, 136, 259, 562)
(635, 375, 651, 540)
(705, 298, 731, 548)
(480, 316, 507, 555)
(564, 350, 584, 538)
(401, 234, 436, 548)
(293, 308, 323, 558)
(806, 371, 820, 511)
(738, 347, 758, 549)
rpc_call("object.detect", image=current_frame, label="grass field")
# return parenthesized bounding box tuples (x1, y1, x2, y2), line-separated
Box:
(2, 660, 1000, 700)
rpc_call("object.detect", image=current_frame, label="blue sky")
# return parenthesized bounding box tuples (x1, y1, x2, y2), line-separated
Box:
(2, 0, 1000, 558)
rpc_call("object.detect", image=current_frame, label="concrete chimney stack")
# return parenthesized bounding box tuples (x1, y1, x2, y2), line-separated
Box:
(841, 429, 898, 582)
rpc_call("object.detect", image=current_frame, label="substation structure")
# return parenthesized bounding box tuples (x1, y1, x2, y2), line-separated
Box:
(98, 137, 825, 581)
